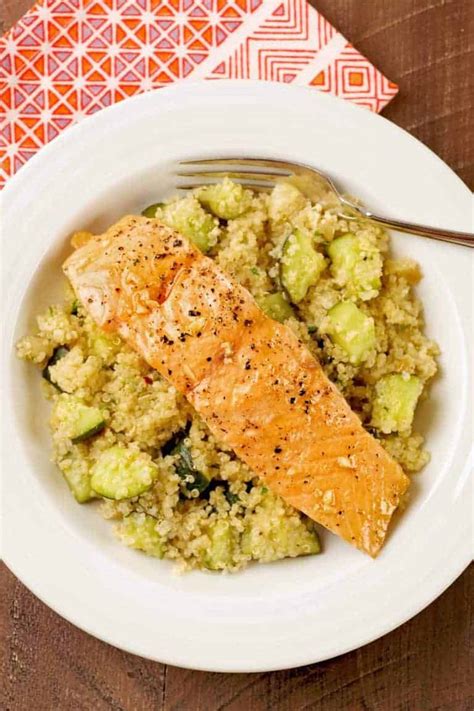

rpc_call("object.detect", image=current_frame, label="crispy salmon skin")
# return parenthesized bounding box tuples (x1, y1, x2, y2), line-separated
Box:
(64, 216, 409, 556)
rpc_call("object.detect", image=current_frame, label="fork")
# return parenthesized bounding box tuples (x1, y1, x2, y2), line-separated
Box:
(178, 158, 473, 248)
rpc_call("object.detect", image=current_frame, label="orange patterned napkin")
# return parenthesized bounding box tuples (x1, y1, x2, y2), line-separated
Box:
(0, 0, 398, 188)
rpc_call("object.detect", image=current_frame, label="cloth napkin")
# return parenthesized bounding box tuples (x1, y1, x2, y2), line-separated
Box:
(0, 0, 398, 188)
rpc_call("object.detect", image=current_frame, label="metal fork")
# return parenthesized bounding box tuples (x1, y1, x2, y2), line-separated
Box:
(178, 158, 473, 248)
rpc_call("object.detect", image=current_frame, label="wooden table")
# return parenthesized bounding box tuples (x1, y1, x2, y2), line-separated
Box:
(1, 2, 472, 709)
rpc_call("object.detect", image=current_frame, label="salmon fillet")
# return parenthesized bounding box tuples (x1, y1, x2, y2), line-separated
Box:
(64, 215, 409, 556)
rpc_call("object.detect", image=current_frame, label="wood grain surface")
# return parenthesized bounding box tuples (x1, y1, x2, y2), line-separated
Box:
(1, 1, 473, 709)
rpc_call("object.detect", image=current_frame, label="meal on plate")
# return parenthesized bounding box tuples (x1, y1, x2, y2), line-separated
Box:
(17, 178, 439, 571)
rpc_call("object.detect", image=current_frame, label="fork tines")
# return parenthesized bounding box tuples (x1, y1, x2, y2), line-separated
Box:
(177, 157, 294, 191)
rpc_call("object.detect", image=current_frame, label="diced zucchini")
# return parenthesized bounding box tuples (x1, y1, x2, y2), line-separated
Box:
(371, 374, 423, 434)
(280, 230, 326, 303)
(116, 513, 164, 558)
(242, 495, 320, 561)
(159, 196, 220, 253)
(64, 469, 93, 502)
(257, 292, 294, 323)
(70, 299, 80, 316)
(141, 202, 165, 218)
(90, 446, 159, 500)
(88, 328, 121, 364)
(51, 394, 106, 443)
(172, 441, 209, 495)
(42, 346, 69, 389)
(196, 178, 252, 220)
(58, 451, 95, 503)
(328, 233, 357, 274)
(203, 519, 235, 570)
(328, 233, 382, 299)
(325, 301, 375, 364)
(269, 182, 307, 223)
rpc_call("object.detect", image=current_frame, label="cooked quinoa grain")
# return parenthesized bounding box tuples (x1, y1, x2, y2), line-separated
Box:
(17, 180, 439, 571)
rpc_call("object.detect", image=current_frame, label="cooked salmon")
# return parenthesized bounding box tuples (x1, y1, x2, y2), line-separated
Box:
(64, 215, 409, 556)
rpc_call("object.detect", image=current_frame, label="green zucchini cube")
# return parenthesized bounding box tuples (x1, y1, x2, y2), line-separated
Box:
(257, 292, 294, 323)
(281, 230, 326, 303)
(51, 394, 106, 444)
(371, 374, 423, 434)
(196, 178, 252, 220)
(203, 519, 235, 570)
(116, 513, 164, 558)
(91, 446, 159, 500)
(159, 196, 220, 253)
(328, 233, 382, 300)
(242, 495, 320, 561)
(325, 301, 375, 364)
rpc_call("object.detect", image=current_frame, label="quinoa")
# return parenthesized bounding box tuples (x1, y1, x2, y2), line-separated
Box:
(17, 179, 439, 572)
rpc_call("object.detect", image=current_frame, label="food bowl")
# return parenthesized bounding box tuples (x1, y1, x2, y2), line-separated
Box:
(2, 81, 472, 671)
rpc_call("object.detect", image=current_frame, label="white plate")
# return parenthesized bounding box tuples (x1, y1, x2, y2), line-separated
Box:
(2, 81, 472, 672)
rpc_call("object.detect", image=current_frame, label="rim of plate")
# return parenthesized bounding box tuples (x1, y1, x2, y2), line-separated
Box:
(2, 80, 473, 672)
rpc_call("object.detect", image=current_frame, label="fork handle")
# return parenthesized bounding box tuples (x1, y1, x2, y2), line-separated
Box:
(348, 204, 474, 248)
